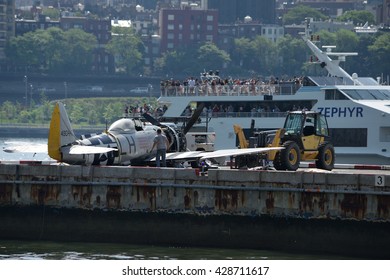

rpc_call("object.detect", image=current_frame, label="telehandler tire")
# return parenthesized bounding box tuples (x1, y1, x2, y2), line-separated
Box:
(274, 141, 300, 171)
(316, 142, 335, 170)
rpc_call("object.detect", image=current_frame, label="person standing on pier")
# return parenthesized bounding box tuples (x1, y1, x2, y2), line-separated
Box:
(151, 128, 169, 167)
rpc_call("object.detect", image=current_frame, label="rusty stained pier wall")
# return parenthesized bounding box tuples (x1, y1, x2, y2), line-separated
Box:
(0, 164, 390, 258)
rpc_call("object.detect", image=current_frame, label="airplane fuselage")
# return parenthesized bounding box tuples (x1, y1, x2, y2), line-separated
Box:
(60, 129, 157, 165)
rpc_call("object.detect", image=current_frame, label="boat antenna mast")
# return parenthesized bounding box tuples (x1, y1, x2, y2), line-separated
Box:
(302, 18, 361, 85)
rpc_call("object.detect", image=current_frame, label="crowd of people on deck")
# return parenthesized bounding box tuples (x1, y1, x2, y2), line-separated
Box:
(123, 100, 309, 121)
(183, 102, 308, 118)
(160, 74, 304, 96)
(123, 73, 307, 119)
(124, 103, 168, 118)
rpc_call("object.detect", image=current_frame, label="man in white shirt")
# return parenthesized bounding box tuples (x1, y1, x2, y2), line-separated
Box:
(188, 77, 195, 95)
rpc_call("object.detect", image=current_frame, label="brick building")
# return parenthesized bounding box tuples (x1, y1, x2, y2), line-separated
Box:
(159, 5, 218, 53)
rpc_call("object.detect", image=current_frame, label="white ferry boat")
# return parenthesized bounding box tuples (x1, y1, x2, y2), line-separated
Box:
(158, 31, 390, 165)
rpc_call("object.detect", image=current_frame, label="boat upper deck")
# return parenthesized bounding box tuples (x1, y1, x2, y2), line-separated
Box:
(159, 76, 304, 97)
(158, 75, 387, 98)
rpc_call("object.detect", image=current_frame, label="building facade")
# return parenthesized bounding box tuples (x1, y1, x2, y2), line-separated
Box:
(378, 0, 390, 25)
(218, 17, 284, 54)
(0, 0, 15, 62)
(15, 15, 60, 36)
(159, 6, 218, 53)
(207, 0, 276, 24)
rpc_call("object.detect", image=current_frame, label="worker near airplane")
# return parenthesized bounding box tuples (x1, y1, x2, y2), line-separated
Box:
(151, 128, 169, 167)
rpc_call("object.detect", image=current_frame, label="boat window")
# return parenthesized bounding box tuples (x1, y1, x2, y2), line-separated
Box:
(329, 128, 367, 147)
(325, 89, 335, 100)
(379, 89, 390, 99)
(325, 89, 348, 100)
(284, 113, 304, 134)
(192, 100, 315, 118)
(342, 90, 361, 100)
(358, 89, 379, 99)
(316, 114, 329, 136)
(380, 127, 390, 142)
(343, 89, 390, 100)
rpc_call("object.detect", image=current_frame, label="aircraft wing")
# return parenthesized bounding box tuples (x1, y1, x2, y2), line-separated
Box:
(68, 145, 118, 155)
(165, 151, 205, 160)
(200, 147, 284, 160)
(151, 147, 283, 162)
(3, 142, 48, 153)
(149, 151, 204, 162)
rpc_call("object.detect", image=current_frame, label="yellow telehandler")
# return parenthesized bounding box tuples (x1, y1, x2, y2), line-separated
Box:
(234, 110, 335, 171)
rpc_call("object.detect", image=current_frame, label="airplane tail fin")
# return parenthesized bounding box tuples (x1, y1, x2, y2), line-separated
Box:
(48, 102, 77, 160)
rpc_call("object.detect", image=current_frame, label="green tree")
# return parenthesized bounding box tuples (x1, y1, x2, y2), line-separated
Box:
(334, 30, 360, 74)
(87, 109, 99, 125)
(0, 97, 159, 126)
(368, 33, 390, 79)
(25, 28, 65, 72)
(38, 98, 53, 122)
(196, 42, 231, 74)
(18, 110, 31, 123)
(156, 50, 191, 76)
(44, 28, 67, 72)
(62, 28, 97, 73)
(232, 38, 256, 72)
(103, 103, 122, 123)
(105, 27, 143, 75)
(251, 36, 277, 75)
(337, 10, 375, 25)
(355, 34, 377, 77)
(1, 101, 17, 120)
(42, 7, 61, 20)
(5, 31, 42, 70)
(69, 103, 86, 123)
(283, 5, 328, 25)
(276, 35, 308, 76)
(5, 27, 97, 73)
(315, 30, 337, 46)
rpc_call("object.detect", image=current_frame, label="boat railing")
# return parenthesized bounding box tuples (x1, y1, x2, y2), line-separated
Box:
(182, 111, 288, 119)
(159, 83, 301, 97)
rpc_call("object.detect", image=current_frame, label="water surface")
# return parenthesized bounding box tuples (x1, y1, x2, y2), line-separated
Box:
(0, 239, 349, 260)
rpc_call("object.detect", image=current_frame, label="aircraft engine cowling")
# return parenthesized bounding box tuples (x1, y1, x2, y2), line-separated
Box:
(164, 125, 186, 152)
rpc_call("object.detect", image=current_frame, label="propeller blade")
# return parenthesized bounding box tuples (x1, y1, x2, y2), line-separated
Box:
(183, 102, 205, 135)
(250, 119, 255, 135)
(142, 113, 164, 127)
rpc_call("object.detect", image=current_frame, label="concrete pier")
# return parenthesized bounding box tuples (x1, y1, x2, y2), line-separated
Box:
(0, 163, 390, 258)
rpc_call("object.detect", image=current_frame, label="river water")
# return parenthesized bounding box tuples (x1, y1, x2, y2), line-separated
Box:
(0, 137, 354, 260)
(0, 137, 50, 162)
(0, 239, 347, 260)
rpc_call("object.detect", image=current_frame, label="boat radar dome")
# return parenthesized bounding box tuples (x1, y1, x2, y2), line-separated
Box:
(136, 5, 144, 12)
(244, 16, 252, 23)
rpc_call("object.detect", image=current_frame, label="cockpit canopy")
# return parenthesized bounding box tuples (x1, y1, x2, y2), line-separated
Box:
(108, 118, 143, 134)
